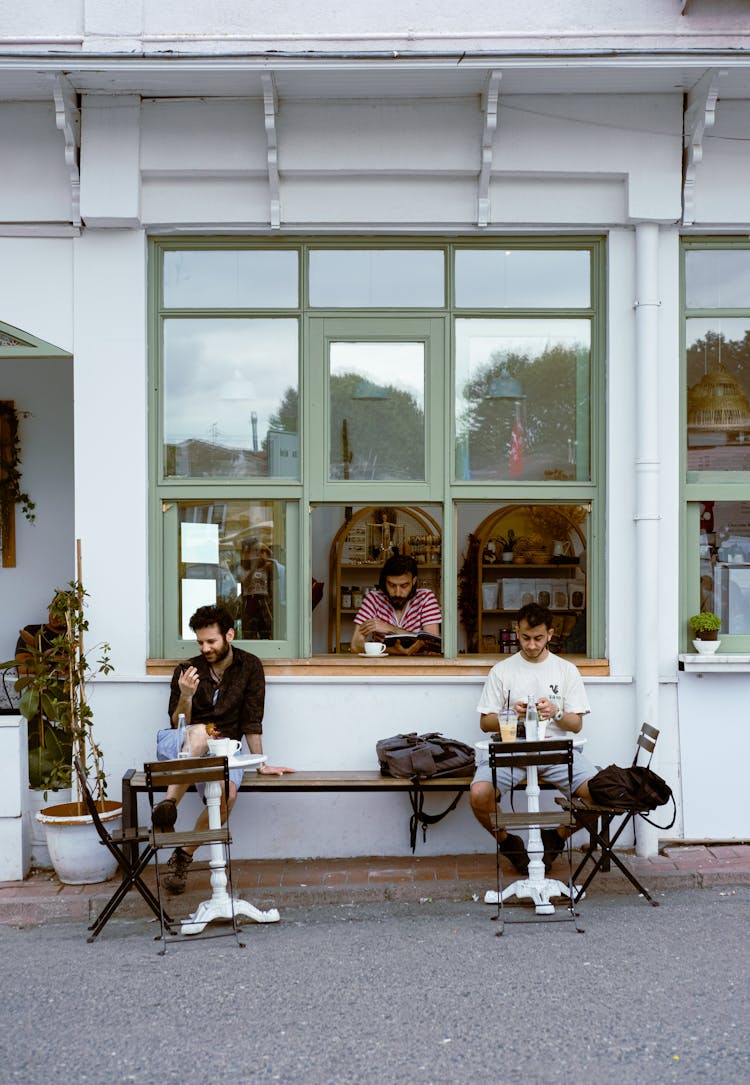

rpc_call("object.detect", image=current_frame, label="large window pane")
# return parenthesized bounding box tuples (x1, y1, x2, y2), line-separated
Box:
(685, 250, 750, 310)
(455, 249, 590, 309)
(686, 319, 750, 472)
(163, 250, 298, 309)
(698, 501, 750, 635)
(177, 499, 287, 641)
(163, 318, 299, 479)
(309, 250, 444, 308)
(455, 319, 590, 482)
(329, 341, 425, 481)
(457, 501, 588, 655)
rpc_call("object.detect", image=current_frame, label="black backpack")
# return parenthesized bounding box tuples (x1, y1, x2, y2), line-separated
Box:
(376, 732, 476, 779)
(588, 764, 676, 828)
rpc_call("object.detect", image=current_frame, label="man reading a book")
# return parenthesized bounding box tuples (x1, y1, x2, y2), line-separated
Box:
(350, 554, 442, 655)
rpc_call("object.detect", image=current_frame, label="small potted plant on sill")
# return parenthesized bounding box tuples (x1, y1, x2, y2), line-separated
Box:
(689, 611, 721, 655)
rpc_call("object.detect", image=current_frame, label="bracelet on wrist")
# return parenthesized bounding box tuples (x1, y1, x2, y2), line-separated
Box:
(554, 708, 564, 722)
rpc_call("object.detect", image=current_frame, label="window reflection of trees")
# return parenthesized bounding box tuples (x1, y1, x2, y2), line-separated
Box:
(328, 373, 424, 481)
(459, 343, 586, 481)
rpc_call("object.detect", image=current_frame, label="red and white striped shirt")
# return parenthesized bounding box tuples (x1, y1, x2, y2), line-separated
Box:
(353, 588, 442, 632)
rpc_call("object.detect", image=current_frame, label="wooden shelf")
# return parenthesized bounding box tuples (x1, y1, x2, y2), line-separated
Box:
(329, 506, 442, 653)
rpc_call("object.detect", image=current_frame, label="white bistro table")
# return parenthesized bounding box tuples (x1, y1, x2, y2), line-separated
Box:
(476, 735, 585, 916)
(181, 753, 281, 935)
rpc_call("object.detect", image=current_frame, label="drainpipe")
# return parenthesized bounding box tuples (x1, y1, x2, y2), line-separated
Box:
(634, 222, 660, 857)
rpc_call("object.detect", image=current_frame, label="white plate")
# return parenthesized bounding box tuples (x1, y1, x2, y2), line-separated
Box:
(358, 652, 388, 657)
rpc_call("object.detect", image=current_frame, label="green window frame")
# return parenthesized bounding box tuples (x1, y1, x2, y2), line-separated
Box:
(149, 236, 606, 660)
(683, 238, 750, 652)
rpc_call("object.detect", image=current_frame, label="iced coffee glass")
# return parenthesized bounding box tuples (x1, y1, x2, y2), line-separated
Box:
(499, 711, 518, 743)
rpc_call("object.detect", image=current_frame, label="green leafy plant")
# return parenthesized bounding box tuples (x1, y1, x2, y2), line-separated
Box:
(495, 529, 518, 554)
(1, 581, 113, 803)
(688, 612, 721, 634)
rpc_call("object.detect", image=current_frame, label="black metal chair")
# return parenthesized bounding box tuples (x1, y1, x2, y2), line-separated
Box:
(489, 739, 582, 935)
(555, 723, 664, 906)
(73, 757, 167, 942)
(143, 756, 244, 954)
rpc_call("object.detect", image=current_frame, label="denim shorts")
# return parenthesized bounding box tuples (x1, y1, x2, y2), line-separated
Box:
(472, 746, 595, 796)
(156, 728, 244, 797)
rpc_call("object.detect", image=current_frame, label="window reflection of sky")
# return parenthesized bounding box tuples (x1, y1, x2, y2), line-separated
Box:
(329, 342, 424, 407)
(164, 318, 298, 447)
(686, 250, 750, 310)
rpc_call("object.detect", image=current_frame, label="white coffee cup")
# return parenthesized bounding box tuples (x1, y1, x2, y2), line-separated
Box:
(207, 737, 243, 758)
(364, 641, 387, 656)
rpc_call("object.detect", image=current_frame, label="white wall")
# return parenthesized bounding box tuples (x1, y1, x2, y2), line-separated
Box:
(72, 228, 149, 669)
(91, 671, 639, 858)
(0, 237, 75, 665)
(0, 106, 72, 223)
(4, 1, 748, 47)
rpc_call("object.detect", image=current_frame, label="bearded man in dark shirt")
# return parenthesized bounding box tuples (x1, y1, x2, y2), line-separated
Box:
(153, 604, 293, 893)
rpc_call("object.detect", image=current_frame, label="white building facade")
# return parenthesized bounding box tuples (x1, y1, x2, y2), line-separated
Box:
(1, 1, 749, 871)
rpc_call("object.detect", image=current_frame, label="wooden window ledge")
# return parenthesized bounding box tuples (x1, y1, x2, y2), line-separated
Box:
(147, 655, 610, 678)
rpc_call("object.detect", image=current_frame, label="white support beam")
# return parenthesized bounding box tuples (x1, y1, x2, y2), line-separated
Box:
(52, 74, 81, 229)
(682, 68, 725, 227)
(261, 72, 281, 229)
(477, 69, 502, 228)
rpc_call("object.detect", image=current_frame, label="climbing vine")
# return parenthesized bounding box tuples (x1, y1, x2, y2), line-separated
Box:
(0, 401, 35, 558)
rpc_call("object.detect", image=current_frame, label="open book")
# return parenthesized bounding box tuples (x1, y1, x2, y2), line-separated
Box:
(383, 631, 443, 654)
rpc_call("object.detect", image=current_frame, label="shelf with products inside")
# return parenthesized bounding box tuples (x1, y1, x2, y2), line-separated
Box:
(465, 503, 588, 656)
(329, 506, 442, 653)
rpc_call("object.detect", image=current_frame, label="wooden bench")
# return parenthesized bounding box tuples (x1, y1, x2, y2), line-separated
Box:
(121, 768, 474, 857)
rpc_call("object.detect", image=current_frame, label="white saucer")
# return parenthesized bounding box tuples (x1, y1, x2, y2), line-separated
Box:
(227, 753, 267, 768)
(358, 652, 387, 657)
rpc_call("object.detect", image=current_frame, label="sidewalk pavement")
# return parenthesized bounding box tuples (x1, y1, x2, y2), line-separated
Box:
(1, 843, 750, 928)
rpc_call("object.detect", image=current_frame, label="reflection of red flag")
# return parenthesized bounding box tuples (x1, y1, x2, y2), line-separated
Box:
(509, 419, 523, 478)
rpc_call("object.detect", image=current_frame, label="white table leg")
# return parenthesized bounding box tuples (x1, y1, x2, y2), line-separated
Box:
(181, 778, 280, 935)
(484, 762, 580, 915)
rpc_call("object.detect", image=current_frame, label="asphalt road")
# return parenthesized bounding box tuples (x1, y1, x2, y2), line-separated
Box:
(1, 887, 748, 1085)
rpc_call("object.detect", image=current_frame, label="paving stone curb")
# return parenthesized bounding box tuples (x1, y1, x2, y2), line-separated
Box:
(1, 848, 749, 928)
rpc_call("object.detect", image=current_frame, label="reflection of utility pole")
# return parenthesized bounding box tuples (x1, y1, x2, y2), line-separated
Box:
(208, 422, 219, 444)
(251, 411, 258, 452)
(342, 418, 352, 480)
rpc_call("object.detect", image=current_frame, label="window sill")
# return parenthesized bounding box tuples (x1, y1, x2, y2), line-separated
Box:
(679, 653, 750, 673)
(147, 655, 610, 678)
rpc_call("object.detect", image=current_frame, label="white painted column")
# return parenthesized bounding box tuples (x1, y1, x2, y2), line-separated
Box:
(633, 222, 661, 857)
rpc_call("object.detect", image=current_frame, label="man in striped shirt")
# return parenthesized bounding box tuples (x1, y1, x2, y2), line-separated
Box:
(350, 554, 442, 654)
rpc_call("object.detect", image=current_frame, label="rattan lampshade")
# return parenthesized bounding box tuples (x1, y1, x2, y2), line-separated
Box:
(687, 364, 750, 434)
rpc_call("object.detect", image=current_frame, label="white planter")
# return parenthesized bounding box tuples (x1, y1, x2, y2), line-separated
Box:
(692, 638, 721, 655)
(36, 800, 122, 884)
(25, 787, 72, 869)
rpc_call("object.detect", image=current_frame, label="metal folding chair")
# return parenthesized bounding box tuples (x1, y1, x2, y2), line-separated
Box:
(73, 757, 168, 942)
(556, 723, 664, 906)
(143, 756, 244, 954)
(489, 739, 582, 934)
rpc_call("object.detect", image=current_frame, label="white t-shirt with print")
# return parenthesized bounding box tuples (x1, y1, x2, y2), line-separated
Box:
(476, 651, 590, 739)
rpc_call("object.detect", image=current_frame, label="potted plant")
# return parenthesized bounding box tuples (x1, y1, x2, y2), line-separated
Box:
(14, 573, 120, 883)
(689, 611, 721, 655)
(496, 529, 518, 563)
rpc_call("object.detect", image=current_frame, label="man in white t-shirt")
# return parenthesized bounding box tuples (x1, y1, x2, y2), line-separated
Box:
(470, 603, 595, 876)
